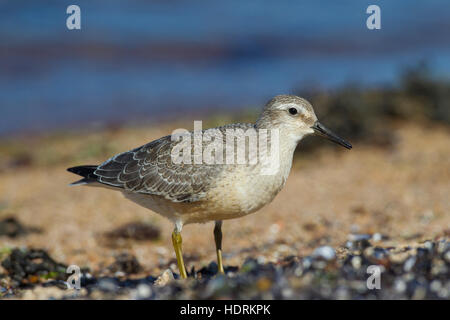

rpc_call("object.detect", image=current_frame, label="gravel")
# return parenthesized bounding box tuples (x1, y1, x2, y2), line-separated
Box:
(0, 236, 448, 300)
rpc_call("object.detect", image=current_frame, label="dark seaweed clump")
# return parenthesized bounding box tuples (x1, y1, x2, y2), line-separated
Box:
(104, 222, 160, 242)
(1, 249, 67, 288)
(0, 217, 41, 239)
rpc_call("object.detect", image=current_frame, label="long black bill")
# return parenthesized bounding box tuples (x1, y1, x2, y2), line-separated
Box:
(311, 121, 352, 149)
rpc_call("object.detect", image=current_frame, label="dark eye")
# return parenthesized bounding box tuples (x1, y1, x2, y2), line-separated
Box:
(288, 108, 298, 115)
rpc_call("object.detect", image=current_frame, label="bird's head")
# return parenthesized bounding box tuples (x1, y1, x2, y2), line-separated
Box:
(256, 95, 352, 149)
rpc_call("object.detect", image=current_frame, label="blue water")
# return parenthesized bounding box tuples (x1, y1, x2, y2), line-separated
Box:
(1, 0, 449, 135)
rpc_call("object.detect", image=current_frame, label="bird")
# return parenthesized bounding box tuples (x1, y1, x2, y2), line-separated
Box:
(67, 95, 351, 279)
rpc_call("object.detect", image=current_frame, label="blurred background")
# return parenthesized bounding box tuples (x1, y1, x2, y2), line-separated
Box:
(1, 0, 449, 136)
(0, 0, 449, 299)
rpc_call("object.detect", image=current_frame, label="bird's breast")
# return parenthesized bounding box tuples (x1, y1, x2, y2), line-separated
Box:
(203, 159, 292, 217)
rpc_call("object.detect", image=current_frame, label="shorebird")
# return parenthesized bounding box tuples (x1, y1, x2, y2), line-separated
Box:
(68, 95, 351, 279)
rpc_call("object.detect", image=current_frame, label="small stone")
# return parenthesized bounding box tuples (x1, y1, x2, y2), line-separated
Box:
(312, 246, 336, 261)
(403, 256, 416, 272)
(348, 234, 371, 242)
(294, 266, 303, 277)
(351, 256, 362, 269)
(335, 287, 350, 300)
(114, 271, 125, 278)
(98, 278, 117, 292)
(154, 269, 175, 286)
(437, 240, 449, 253)
(394, 279, 406, 293)
(372, 233, 383, 242)
(444, 251, 450, 263)
(135, 284, 152, 299)
(430, 280, 441, 292)
(438, 289, 449, 299)
(423, 241, 434, 251)
(257, 256, 266, 264)
(281, 287, 293, 298)
(302, 256, 313, 269)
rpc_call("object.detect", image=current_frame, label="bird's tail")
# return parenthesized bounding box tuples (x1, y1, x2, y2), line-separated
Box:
(67, 165, 99, 186)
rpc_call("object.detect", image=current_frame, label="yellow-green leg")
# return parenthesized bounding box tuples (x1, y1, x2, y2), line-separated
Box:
(214, 221, 225, 274)
(172, 229, 187, 279)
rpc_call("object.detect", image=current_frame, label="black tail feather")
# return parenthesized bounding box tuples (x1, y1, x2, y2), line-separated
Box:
(67, 165, 99, 185)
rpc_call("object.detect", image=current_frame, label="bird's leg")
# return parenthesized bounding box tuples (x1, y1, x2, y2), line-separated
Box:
(171, 228, 187, 279)
(214, 220, 225, 274)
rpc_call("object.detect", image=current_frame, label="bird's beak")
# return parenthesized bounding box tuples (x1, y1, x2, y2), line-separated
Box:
(311, 121, 352, 149)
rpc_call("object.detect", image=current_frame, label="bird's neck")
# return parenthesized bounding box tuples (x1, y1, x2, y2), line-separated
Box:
(253, 127, 299, 181)
(279, 129, 300, 168)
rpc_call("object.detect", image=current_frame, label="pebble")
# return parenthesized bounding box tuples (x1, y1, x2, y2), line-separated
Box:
(430, 280, 441, 292)
(257, 256, 267, 264)
(294, 266, 303, 277)
(135, 284, 152, 299)
(2, 237, 449, 300)
(423, 241, 434, 251)
(312, 246, 336, 260)
(302, 257, 313, 269)
(372, 233, 383, 242)
(154, 269, 175, 286)
(403, 256, 416, 272)
(281, 287, 293, 298)
(437, 240, 449, 253)
(351, 256, 362, 269)
(335, 287, 350, 300)
(114, 271, 126, 278)
(348, 234, 371, 242)
(394, 279, 407, 293)
(444, 251, 450, 263)
(98, 278, 117, 292)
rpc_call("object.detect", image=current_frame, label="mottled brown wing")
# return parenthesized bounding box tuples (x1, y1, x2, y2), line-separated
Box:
(93, 135, 224, 202)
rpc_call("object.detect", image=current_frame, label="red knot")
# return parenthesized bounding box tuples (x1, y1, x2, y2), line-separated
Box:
(68, 95, 351, 278)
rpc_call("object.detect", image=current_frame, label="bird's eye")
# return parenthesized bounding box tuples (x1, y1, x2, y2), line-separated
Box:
(288, 108, 298, 115)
